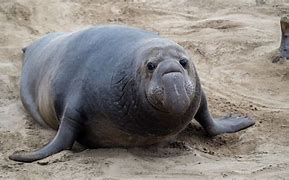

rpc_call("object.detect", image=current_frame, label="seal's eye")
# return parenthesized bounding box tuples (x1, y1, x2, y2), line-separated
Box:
(147, 62, 157, 71)
(179, 58, 188, 68)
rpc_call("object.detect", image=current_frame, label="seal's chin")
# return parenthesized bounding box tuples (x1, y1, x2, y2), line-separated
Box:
(161, 72, 190, 114)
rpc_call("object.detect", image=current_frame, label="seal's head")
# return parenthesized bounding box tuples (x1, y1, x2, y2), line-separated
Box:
(136, 38, 198, 115)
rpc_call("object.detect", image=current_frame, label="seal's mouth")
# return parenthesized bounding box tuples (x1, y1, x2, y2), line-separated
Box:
(145, 91, 168, 113)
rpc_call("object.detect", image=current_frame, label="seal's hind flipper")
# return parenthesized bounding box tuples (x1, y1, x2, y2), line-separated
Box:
(9, 108, 82, 162)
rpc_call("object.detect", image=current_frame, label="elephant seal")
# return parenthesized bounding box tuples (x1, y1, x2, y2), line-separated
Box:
(9, 25, 254, 162)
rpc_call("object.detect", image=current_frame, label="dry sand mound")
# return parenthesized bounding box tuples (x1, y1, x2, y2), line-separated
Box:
(0, 0, 289, 179)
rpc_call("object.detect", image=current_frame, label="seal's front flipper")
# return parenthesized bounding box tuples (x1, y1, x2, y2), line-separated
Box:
(194, 91, 255, 137)
(211, 115, 254, 136)
(9, 108, 82, 163)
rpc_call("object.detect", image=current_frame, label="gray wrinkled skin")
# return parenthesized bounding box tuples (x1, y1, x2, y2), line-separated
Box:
(9, 25, 255, 162)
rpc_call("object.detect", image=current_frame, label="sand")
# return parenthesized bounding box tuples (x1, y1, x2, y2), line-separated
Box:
(1, 0, 289, 179)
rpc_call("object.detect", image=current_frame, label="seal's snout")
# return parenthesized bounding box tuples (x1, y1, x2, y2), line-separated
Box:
(161, 72, 190, 114)
(146, 60, 194, 114)
(160, 61, 183, 76)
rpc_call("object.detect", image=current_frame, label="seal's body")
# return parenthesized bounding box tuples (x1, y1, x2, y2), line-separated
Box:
(10, 25, 254, 162)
